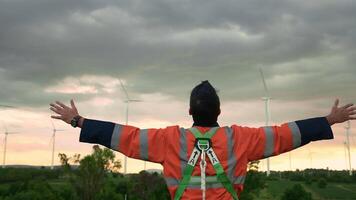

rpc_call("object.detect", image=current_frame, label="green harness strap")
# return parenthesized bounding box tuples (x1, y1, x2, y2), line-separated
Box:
(174, 127, 239, 200)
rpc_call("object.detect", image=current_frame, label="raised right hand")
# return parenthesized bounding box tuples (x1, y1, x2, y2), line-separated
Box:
(50, 99, 80, 125)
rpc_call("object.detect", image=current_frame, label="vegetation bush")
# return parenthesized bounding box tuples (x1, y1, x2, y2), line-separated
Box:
(240, 161, 266, 200)
(281, 184, 312, 200)
(0, 168, 60, 184)
(0, 179, 66, 200)
(2, 149, 356, 200)
(304, 178, 312, 185)
(317, 178, 327, 189)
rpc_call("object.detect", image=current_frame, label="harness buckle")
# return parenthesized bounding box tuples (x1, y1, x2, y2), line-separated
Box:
(195, 138, 211, 152)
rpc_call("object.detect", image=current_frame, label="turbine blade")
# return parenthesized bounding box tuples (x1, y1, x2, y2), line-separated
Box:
(7, 132, 20, 134)
(119, 78, 130, 100)
(259, 68, 269, 95)
(0, 104, 15, 108)
(128, 99, 142, 102)
(32, 127, 52, 131)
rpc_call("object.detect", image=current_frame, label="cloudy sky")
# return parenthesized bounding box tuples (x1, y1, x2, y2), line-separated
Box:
(1, 0, 356, 172)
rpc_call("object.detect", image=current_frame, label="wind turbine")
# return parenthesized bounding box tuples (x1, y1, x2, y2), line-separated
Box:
(2, 122, 20, 168)
(50, 120, 65, 170)
(259, 68, 273, 176)
(345, 121, 352, 175)
(119, 79, 142, 173)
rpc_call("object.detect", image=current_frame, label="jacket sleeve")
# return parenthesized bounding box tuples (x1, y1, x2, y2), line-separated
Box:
(79, 118, 167, 164)
(233, 117, 334, 161)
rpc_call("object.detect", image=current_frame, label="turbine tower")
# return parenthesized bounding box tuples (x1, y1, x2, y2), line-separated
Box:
(50, 120, 65, 170)
(345, 121, 352, 175)
(259, 68, 272, 176)
(119, 79, 142, 173)
(2, 123, 20, 168)
(289, 152, 292, 171)
(308, 148, 315, 169)
(344, 141, 348, 171)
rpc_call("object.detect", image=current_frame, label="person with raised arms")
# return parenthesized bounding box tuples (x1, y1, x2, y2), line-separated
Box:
(50, 81, 356, 200)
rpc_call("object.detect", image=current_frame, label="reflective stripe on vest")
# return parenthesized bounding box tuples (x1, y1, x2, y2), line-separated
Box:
(165, 175, 246, 188)
(174, 127, 239, 200)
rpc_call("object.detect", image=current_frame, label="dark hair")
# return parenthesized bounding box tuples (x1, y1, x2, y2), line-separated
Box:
(190, 80, 220, 125)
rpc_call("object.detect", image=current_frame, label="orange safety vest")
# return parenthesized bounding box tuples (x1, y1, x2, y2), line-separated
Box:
(80, 117, 333, 199)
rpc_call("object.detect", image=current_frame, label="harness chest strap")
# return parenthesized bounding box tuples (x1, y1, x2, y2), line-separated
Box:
(174, 127, 239, 200)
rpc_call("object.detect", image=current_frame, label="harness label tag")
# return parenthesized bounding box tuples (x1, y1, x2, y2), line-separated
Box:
(188, 147, 200, 166)
(207, 149, 219, 165)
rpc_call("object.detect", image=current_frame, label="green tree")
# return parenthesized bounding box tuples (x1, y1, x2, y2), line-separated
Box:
(59, 145, 121, 200)
(127, 171, 170, 200)
(96, 177, 124, 200)
(281, 184, 312, 200)
(248, 161, 260, 171)
(1, 179, 65, 200)
(240, 161, 266, 200)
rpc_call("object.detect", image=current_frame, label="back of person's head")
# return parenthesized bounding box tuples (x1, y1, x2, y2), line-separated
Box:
(190, 80, 220, 126)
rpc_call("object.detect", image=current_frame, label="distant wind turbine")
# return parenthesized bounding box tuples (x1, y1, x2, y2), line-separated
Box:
(2, 122, 20, 168)
(50, 120, 65, 170)
(119, 79, 142, 173)
(259, 68, 273, 176)
(345, 121, 352, 176)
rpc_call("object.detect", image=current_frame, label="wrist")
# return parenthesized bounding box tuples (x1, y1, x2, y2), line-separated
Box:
(70, 115, 84, 128)
(326, 115, 335, 126)
(78, 117, 84, 128)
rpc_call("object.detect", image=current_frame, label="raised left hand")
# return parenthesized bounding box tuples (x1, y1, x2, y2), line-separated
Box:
(326, 99, 356, 125)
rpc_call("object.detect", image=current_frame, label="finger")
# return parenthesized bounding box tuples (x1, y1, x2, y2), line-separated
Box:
(50, 107, 62, 115)
(50, 103, 62, 111)
(349, 111, 356, 115)
(347, 106, 356, 112)
(51, 115, 62, 120)
(56, 101, 70, 109)
(342, 103, 354, 109)
(334, 99, 339, 108)
(70, 99, 77, 110)
(349, 116, 356, 120)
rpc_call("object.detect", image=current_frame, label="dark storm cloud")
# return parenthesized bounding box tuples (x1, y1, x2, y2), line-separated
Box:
(0, 0, 355, 107)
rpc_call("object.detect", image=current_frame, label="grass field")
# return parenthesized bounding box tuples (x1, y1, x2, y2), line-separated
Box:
(2, 177, 356, 199)
(46, 178, 356, 200)
(257, 180, 356, 200)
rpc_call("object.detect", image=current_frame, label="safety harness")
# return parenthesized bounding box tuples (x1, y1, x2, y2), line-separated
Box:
(174, 127, 239, 200)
